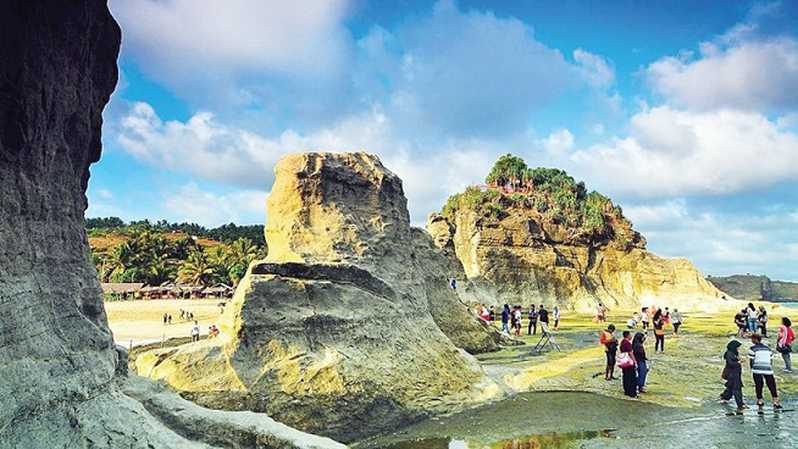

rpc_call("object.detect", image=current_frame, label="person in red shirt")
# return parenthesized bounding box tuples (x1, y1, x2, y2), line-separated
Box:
(777, 317, 795, 372)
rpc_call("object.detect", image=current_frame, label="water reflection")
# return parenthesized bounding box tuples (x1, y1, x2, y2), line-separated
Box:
(378, 429, 613, 449)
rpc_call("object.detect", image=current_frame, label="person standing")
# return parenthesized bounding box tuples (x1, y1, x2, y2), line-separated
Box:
(747, 303, 758, 334)
(501, 304, 511, 334)
(734, 310, 748, 337)
(641, 308, 649, 331)
(553, 305, 561, 331)
(653, 314, 666, 352)
(777, 317, 794, 372)
(632, 332, 648, 394)
(748, 333, 781, 409)
(167, 314, 172, 325)
(489, 305, 496, 324)
(719, 340, 746, 412)
(191, 320, 200, 342)
(619, 331, 637, 398)
(513, 306, 522, 337)
(671, 309, 683, 335)
(599, 324, 618, 381)
(757, 306, 768, 338)
(538, 304, 549, 334)
(163, 313, 168, 325)
(527, 304, 538, 336)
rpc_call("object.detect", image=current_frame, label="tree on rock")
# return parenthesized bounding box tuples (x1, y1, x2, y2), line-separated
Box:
(485, 154, 528, 187)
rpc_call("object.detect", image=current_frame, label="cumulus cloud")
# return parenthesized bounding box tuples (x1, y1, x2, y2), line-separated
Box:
(646, 38, 798, 112)
(162, 183, 267, 228)
(569, 106, 798, 197)
(118, 102, 286, 189)
(628, 200, 798, 280)
(573, 48, 615, 88)
(539, 129, 575, 155)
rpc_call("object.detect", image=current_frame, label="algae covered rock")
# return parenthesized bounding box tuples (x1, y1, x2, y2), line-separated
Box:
(136, 152, 503, 442)
(430, 155, 726, 312)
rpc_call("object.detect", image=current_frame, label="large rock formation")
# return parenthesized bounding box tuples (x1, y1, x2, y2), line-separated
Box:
(708, 274, 798, 302)
(136, 153, 504, 442)
(428, 161, 726, 312)
(0, 2, 346, 448)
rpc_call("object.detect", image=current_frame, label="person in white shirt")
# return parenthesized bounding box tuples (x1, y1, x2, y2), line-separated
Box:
(191, 321, 200, 342)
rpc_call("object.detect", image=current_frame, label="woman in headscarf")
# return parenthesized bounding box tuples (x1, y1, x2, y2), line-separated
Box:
(632, 332, 648, 394)
(719, 340, 746, 412)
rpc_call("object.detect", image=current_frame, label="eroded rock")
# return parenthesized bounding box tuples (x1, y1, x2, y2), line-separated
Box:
(136, 153, 505, 442)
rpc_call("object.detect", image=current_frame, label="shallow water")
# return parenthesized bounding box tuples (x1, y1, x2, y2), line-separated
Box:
(358, 392, 798, 449)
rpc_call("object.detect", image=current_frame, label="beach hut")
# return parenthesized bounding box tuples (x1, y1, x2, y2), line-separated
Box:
(100, 282, 144, 300)
(203, 283, 234, 299)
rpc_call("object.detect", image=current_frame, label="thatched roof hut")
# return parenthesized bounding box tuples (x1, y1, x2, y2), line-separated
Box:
(100, 282, 144, 295)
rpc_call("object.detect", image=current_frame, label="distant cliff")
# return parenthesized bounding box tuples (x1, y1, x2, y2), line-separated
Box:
(429, 154, 727, 312)
(708, 274, 798, 302)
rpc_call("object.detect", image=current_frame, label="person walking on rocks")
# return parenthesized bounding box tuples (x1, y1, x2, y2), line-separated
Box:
(191, 320, 200, 342)
(720, 340, 746, 412)
(501, 304, 511, 334)
(748, 333, 781, 409)
(777, 317, 794, 372)
(527, 305, 538, 336)
(600, 324, 618, 381)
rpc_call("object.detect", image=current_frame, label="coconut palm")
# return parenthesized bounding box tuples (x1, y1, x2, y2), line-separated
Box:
(177, 250, 216, 286)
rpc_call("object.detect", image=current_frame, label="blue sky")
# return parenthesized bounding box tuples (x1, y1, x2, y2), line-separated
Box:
(93, 0, 798, 280)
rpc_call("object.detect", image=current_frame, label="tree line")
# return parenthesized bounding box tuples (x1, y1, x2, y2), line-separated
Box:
(87, 218, 267, 286)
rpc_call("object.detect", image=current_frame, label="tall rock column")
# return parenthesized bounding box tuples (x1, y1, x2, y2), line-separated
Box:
(0, 0, 122, 431)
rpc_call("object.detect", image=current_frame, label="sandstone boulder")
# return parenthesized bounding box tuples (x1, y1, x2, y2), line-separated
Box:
(136, 153, 504, 442)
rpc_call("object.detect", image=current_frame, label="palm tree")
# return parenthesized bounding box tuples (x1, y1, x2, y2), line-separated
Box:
(177, 250, 216, 286)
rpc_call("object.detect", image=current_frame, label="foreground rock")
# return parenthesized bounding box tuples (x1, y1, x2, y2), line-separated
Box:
(137, 153, 504, 442)
(0, 2, 347, 447)
(429, 158, 727, 312)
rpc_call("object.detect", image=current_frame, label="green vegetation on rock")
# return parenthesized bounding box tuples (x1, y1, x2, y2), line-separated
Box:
(442, 154, 623, 236)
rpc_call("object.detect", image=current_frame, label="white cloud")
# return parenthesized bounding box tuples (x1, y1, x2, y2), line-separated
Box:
(110, 0, 350, 81)
(573, 48, 615, 88)
(162, 183, 266, 228)
(646, 38, 798, 112)
(539, 129, 574, 155)
(632, 203, 798, 280)
(570, 106, 798, 196)
(118, 102, 285, 189)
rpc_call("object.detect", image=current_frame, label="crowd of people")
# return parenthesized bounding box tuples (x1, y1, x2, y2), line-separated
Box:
(476, 303, 561, 336)
(599, 304, 795, 412)
(734, 303, 770, 337)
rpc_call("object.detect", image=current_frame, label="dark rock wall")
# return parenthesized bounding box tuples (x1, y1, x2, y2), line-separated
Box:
(0, 0, 121, 432)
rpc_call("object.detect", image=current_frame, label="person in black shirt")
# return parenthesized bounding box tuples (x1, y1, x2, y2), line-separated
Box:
(527, 305, 538, 335)
(538, 304, 549, 333)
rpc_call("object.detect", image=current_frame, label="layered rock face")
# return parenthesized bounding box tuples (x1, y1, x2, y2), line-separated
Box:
(136, 153, 502, 442)
(0, 2, 345, 448)
(429, 204, 725, 313)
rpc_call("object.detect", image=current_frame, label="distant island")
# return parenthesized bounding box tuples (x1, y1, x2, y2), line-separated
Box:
(707, 274, 798, 302)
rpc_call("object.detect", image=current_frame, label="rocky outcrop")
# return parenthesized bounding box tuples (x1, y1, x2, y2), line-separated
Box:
(708, 274, 798, 302)
(136, 153, 504, 442)
(429, 195, 726, 313)
(0, 2, 347, 447)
